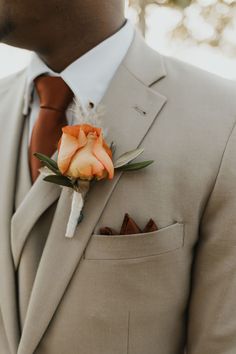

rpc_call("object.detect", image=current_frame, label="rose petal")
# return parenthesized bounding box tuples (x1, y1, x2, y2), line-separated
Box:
(81, 124, 101, 137)
(77, 129, 87, 148)
(58, 133, 86, 174)
(62, 124, 101, 139)
(103, 141, 113, 159)
(93, 134, 114, 179)
(67, 134, 105, 179)
(62, 125, 81, 138)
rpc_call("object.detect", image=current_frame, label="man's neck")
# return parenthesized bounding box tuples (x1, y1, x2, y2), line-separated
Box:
(38, 18, 126, 73)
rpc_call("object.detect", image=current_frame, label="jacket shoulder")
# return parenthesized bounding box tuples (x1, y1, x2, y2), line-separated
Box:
(152, 55, 236, 188)
(161, 55, 236, 112)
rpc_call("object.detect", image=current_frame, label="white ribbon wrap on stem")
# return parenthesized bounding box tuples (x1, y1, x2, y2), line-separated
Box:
(65, 191, 84, 238)
(65, 181, 90, 238)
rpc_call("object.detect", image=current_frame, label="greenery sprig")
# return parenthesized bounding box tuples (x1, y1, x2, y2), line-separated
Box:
(34, 147, 154, 189)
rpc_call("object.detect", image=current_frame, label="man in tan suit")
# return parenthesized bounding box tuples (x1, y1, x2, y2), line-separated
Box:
(1, 0, 236, 353)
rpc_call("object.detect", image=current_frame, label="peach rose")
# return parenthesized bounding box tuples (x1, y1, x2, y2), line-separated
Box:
(58, 124, 114, 181)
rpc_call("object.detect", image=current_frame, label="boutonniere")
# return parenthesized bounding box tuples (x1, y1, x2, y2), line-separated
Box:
(35, 99, 154, 238)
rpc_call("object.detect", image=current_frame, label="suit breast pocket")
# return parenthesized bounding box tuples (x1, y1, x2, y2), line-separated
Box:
(84, 222, 184, 260)
(74, 223, 187, 353)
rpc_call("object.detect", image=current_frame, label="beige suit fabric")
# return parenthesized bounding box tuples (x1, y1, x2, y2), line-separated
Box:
(14, 116, 58, 331)
(1, 31, 236, 354)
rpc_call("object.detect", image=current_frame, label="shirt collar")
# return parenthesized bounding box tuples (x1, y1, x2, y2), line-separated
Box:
(23, 20, 134, 115)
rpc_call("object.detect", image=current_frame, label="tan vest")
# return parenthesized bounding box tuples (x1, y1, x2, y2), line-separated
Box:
(13, 116, 57, 332)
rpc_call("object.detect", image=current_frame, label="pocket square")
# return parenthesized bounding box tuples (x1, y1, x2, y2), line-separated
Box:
(99, 213, 158, 235)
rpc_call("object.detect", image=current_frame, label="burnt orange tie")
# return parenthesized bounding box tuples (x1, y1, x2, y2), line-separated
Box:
(29, 75, 74, 182)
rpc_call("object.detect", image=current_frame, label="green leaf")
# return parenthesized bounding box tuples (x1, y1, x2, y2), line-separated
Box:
(34, 153, 60, 175)
(114, 148, 145, 168)
(117, 160, 154, 172)
(43, 175, 73, 188)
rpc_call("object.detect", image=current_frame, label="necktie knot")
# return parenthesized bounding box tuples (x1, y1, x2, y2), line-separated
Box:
(34, 75, 74, 112)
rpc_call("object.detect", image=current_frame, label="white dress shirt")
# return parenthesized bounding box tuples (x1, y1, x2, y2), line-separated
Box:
(23, 20, 134, 142)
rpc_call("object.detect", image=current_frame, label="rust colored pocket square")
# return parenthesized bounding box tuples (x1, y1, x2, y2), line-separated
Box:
(99, 213, 158, 236)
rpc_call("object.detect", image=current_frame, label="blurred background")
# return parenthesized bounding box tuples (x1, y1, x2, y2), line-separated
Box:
(0, 0, 236, 79)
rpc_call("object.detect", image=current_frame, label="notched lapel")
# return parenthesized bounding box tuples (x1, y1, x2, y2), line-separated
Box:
(18, 33, 168, 354)
(10, 115, 62, 270)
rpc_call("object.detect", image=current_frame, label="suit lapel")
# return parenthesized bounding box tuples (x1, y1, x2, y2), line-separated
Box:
(14, 116, 32, 210)
(18, 32, 167, 354)
(0, 71, 27, 354)
(11, 161, 61, 269)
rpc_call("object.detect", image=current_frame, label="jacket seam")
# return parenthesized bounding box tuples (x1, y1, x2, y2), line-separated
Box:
(200, 117, 236, 223)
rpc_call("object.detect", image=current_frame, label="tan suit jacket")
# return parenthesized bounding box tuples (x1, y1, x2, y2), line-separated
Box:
(1, 30, 236, 354)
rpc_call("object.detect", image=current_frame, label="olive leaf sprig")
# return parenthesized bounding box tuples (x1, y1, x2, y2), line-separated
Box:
(34, 147, 153, 189)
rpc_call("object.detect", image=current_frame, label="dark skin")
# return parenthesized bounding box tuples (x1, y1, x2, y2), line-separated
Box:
(0, 0, 125, 72)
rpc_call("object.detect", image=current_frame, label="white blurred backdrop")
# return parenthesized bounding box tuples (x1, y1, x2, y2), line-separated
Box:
(0, 0, 236, 79)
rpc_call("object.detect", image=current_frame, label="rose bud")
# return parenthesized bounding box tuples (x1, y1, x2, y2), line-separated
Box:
(57, 124, 114, 181)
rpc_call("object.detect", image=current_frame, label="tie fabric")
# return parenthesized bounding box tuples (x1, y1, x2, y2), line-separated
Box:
(29, 75, 74, 182)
